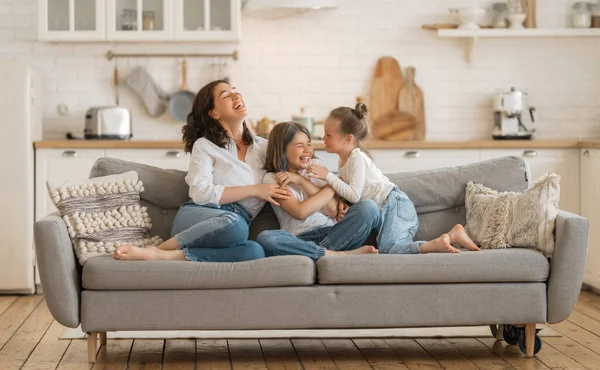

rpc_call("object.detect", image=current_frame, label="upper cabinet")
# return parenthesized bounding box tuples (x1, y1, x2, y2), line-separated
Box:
(39, 0, 106, 41)
(174, 0, 241, 41)
(38, 0, 241, 42)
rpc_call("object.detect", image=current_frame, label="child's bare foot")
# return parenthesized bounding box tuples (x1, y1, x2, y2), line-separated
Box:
(114, 245, 159, 260)
(447, 224, 480, 251)
(325, 245, 378, 256)
(418, 234, 460, 254)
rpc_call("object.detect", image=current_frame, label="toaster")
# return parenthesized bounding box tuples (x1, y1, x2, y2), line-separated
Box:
(84, 106, 132, 140)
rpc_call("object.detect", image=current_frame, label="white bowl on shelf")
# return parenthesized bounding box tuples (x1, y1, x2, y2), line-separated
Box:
(449, 7, 488, 29)
(507, 13, 526, 29)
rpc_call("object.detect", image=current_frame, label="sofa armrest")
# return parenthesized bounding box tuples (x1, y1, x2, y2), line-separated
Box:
(547, 210, 589, 324)
(34, 213, 81, 328)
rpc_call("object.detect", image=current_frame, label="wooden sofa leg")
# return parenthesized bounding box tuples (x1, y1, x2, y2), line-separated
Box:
(87, 332, 98, 363)
(496, 324, 504, 340)
(525, 324, 536, 357)
(99, 332, 107, 346)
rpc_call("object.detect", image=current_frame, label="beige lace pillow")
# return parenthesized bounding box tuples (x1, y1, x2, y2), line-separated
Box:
(46, 171, 162, 265)
(464, 173, 560, 257)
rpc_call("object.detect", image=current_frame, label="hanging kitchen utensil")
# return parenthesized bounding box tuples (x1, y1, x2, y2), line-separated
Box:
(168, 59, 196, 122)
(113, 63, 120, 105)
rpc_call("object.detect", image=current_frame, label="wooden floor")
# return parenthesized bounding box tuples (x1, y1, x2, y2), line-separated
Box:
(3, 291, 600, 369)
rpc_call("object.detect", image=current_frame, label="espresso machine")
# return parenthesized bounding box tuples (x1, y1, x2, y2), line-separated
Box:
(492, 87, 536, 140)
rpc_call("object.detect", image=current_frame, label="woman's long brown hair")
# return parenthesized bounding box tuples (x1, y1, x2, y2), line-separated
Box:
(182, 80, 253, 153)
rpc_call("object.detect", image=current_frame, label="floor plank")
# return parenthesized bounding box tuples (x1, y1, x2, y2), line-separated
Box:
(259, 339, 302, 370)
(447, 338, 513, 369)
(321, 338, 372, 370)
(353, 338, 409, 370)
(21, 320, 70, 370)
(0, 296, 18, 316)
(228, 339, 268, 370)
(384, 338, 442, 370)
(197, 339, 231, 370)
(163, 339, 196, 370)
(0, 295, 43, 350)
(290, 338, 337, 370)
(568, 309, 600, 337)
(92, 339, 133, 370)
(127, 339, 164, 370)
(478, 338, 550, 370)
(542, 334, 600, 369)
(416, 339, 479, 370)
(56, 339, 93, 370)
(551, 319, 600, 356)
(0, 300, 54, 369)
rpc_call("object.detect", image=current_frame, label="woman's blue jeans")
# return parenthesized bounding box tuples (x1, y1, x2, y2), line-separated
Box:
(256, 199, 380, 261)
(171, 202, 265, 262)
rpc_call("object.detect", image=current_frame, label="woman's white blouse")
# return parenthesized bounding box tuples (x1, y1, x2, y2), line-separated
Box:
(185, 135, 268, 218)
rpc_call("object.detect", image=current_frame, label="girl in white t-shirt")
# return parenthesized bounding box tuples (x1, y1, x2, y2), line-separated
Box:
(308, 103, 480, 255)
(257, 121, 381, 260)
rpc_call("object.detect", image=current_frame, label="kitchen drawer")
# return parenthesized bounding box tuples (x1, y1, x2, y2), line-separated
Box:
(480, 149, 580, 214)
(371, 149, 481, 174)
(105, 149, 190, 171)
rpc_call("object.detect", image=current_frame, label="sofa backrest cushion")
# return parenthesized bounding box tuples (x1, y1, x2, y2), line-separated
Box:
(89, 156, 529, 242)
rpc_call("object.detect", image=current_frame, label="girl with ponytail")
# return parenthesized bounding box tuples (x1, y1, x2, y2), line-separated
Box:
(307, 103, 481, 255)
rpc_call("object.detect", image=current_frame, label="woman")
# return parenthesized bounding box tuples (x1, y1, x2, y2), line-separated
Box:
(114, 80, 291, 262)
(257, 121, 380, 260)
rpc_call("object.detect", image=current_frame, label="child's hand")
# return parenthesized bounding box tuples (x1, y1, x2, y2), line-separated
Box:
(276, 172, 301, 187)
(308, 165, 329, 180)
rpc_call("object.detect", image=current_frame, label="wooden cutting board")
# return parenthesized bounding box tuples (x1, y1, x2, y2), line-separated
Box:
(372, 111, 416, 140)
(370, 57, 404, 131)
(398, 66, 425, 140)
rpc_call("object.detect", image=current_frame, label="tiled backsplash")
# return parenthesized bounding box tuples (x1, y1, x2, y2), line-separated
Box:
(1, 0, 599, 140)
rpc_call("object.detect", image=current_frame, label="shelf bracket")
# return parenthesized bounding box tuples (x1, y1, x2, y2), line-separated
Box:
(466, 37, 477, 64)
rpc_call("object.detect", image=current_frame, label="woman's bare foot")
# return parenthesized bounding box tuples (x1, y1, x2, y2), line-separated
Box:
(114, 245, 186, 261)
(447, 224, 480, 251)
(418, 234, 460, 254)
(325, 245, 378, 256)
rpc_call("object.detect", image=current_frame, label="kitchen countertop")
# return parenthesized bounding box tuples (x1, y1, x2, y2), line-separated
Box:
(34, 139, 600, 149)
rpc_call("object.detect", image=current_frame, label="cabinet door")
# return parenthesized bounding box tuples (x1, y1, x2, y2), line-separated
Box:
(480, 149, 580, 214)
(371, 149, 481, 174)
(105, 149, 190, 171)
(581, 149, 600, 289)
(107, 0, 173, 41)
(39, 0, 105, 41)
(174, 0, 241, 41)
(314, 150, 338, 173)
(35, 149, 105, 220)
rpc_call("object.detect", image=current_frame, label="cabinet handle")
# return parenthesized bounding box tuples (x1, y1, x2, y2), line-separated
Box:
(523, 150, 537, 157)
(404, 151, 420, 159)
(166, 151, 183, 158)
(62, 150, 78, 158)
(583, 150, 590, 157)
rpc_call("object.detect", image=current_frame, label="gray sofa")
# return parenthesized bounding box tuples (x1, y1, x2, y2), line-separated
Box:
(34, 156, 589, 362)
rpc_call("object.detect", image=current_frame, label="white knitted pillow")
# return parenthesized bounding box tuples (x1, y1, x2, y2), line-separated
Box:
(46, 171, 162, 265)
(464, 173, 560, 257)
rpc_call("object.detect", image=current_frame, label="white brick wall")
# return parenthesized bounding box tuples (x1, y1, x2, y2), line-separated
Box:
(0, 0, 599, 140)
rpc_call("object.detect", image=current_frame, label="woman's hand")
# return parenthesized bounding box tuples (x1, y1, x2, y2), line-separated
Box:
(336, 199, 349, 222)
(308, 165, 329, 180)
(252, 184, 291, 207)
(276, 172, 303, 187)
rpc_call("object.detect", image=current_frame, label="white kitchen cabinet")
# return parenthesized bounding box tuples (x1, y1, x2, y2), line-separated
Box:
(106, 0, 173, 41)
(105, 148, 190, 170)
(370, 149, 481, 174)
(35, 149, 105, 221)
(174, 0, 241, 41)
(314, 150, 338, 172)
(38, 0, 106, 41)
(480, 149, 580, 214)
(39, 0, 240, 42)
(580, 149, 600, 290)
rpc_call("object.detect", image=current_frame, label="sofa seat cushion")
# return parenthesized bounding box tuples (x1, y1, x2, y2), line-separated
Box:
(83, 255, 315, 290)
(317, 249, 549, 284)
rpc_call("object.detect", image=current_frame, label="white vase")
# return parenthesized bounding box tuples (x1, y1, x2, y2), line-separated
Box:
(508, 13, 526, 28)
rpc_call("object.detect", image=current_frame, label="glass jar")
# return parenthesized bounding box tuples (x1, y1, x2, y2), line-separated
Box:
(572, 2, 592, 28)
(142, 11, 155, 31)
(120, 9, 137, 31)
(592, 3, 600, 28)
